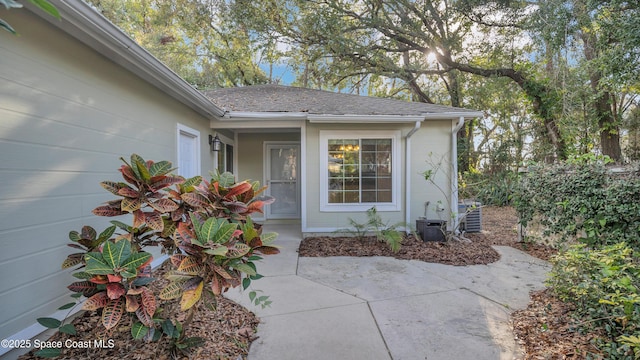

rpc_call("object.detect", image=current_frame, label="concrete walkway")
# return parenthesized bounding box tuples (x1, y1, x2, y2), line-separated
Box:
(224, 225, 551, 360)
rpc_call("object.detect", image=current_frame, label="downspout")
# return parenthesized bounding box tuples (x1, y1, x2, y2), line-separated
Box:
(405, 121, 422, 231)
(451, 116, 465, 232)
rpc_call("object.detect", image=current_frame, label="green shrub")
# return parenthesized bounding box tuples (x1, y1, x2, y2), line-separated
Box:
(514, 161, 640, 249)
(548, 243, 640, 359)
(338, 207, 405, 252)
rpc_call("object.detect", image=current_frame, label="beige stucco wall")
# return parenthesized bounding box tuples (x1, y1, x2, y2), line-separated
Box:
(0, 10, 217, 341)
(303, 121, 453, 232)
(407, 120, 455, 226)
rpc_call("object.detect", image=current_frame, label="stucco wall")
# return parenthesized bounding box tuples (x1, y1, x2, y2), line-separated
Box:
(0, 10, 216, 341)
(407, 120, 455, 226)
(303, 121, 453, 232)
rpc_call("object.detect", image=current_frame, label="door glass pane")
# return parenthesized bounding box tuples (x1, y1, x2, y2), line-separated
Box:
(270, 182, 298, 215)
(270, 148, 297, 181)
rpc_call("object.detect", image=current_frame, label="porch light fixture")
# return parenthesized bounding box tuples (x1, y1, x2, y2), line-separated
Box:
(209, 134, 222, 152)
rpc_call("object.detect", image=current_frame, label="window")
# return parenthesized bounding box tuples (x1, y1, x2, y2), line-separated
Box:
(320, 130, 401, 212)
(214, 134, 234, 174)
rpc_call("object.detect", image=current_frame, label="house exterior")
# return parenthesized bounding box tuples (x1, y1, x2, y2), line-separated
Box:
(204, 85, 482, 235)
(0, 1, 481, 356)
(0, 2, 223, 356)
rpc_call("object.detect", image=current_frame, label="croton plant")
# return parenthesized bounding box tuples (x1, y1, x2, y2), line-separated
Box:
(39, 154, 279, 356)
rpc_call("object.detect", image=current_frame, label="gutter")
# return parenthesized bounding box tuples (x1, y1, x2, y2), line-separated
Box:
(221, 111, 309, 120)
(308, 114, 426, 123)
(451, 116, 466, 232)
(25, 0, 225, 118)
(405, 121, 422, 230)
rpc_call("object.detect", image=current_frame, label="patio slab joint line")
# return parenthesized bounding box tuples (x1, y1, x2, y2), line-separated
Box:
(366, 301, 394, 360)
(459, 286, 512, 312)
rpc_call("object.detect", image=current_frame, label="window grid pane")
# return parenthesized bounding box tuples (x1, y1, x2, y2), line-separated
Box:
(327, 138, 391, 204)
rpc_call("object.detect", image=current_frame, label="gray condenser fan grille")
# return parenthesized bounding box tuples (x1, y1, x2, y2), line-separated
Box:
(458, 201, 482, 233)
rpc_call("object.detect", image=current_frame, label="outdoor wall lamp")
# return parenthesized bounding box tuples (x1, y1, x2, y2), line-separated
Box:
(209, 134, 222, 152)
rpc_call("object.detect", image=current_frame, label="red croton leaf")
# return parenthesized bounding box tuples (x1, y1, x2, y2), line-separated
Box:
(140, 287, 156, 316)
(119, 165, 139, 185)
(100, 181, 125, 196)
(181, 193, 209, 208)
(136, 306, 154, 327)
(67, 281, 97, 296)
(224, 182, 252, 200)
(213, 265, 234, 280)
(211, 274, 222, 295)
(254, 246, 281, 255)
(106, 283, 126, 300)
(175, 222, 196, 245)
(102, 297, 124, 330)
(92, 204, 126, 217)
(89, 275, 109, 285)
(117, 187, 139, 198)
(107, 274, 122, 283)
(145, 211, 164, 231)
(149, 176, 183, 192)
(245, 201, 265, 214)
(249, 237, 263, 248)
(133, 210, 145, 228)
(223, 201, 249, 214)
(82, 292, 109, 311)
(149, 199, 179, 213)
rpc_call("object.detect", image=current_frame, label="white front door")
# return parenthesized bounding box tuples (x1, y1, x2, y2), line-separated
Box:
(265, 143, 300, 219)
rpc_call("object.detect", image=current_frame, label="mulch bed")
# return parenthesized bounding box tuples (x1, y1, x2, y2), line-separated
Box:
(299, 234, 502, 265)
(512, 289, 605, 359)
(299, 206, 556, 264)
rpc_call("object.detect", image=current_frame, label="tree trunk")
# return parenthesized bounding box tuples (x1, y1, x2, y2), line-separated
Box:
(596, 93, 622, 161)
(578, 5, 622, 162)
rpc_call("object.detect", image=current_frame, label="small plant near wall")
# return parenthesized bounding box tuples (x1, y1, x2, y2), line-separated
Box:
(338, 207, 405, 252)
(36, 154, 279, 358)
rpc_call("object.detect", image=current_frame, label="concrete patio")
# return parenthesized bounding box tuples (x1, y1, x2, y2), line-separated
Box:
(224, 224, 551, 360)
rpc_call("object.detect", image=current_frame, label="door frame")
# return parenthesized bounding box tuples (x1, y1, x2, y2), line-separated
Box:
(264, 141, 301, 219)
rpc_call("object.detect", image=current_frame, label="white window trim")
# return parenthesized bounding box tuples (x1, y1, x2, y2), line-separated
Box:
(176, 123, 201, 177)
(320, 130, 401, 212)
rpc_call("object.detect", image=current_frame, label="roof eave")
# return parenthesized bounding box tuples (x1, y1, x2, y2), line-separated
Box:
(25, 0, 225, 118)
(308, 112, 484, 123)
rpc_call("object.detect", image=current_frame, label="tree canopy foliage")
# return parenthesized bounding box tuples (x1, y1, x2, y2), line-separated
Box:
(89, 0, 640, 168)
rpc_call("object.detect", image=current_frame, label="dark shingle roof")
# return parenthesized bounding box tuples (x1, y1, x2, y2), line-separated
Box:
(204, 85, 480, 117)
